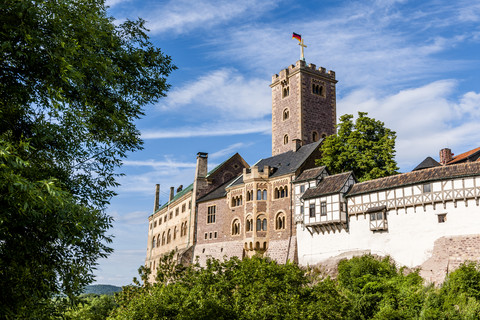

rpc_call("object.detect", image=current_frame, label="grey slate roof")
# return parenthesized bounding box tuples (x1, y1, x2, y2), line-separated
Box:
(348, 162, 480, 196)
(197, 176, 239, 203)
(294, 166, 327, 182)
(412, 156, 441, 171)
(302, 172, 353, 199)
(229, 140, 322, 187)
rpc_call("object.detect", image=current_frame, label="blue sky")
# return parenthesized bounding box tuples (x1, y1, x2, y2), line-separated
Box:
(95, 0, 480, 286)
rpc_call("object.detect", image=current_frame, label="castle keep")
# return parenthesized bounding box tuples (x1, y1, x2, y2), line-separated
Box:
(146, 59, 480, 283)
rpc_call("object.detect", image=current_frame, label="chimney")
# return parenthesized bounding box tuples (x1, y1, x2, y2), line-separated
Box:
(439, 148, 453, 165)
(292, 139, 303, 152)
(177, 185, 183, 193)
(196, 152, 208, 178)
(153, 184, 160, 212)
(169, 186, 174, 202)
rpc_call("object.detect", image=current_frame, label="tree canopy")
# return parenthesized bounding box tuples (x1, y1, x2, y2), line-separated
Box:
(0, 0, 175, 317)
(317, 112, 399, 182)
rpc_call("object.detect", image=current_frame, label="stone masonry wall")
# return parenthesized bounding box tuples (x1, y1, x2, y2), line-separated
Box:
(420, 235, 480, 284)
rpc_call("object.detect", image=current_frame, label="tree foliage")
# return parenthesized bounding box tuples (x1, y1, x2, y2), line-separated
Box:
(0, 0, 175, 316)
(317, 112, 399, 182)
(110, 255, 480, 320)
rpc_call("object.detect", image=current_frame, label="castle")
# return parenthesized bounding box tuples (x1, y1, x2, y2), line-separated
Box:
(145, 59, 480, 283)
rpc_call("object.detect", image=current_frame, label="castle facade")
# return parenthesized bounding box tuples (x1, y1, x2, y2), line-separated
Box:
(146, 59, 480, 283)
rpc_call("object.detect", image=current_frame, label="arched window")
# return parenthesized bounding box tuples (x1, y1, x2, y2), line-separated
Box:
(312, 131, 318, 142)
(232, 219, 241, 235)
(276, 213, 286, 230)
(246, 216, 253, 232)
(283, 108, 289, 120)
(319, 85, 324, 96)
(167, 229, 171, 244)
(284, 134, 289, 145)
(247, 191, 251, 201)
(285, 186, 288, 197)
(283, 86, 290, 98)
(256, 218, 262, 231)
(280, 187, 285, 198)
(152, 237, 156, 248)
(262, 218, 267, 231)
(173, 226, 177, 240)
(275, 188, 280, 199)
(257, 189, 262, 200)
(256, 215, 267, 231)
(162, 232, 166, 245)
(262, 189, 267, 200)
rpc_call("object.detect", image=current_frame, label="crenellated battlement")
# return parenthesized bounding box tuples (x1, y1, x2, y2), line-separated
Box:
(271, 60, 336, 83)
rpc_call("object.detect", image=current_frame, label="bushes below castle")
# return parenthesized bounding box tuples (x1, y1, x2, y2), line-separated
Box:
(64, 255, 480, 319)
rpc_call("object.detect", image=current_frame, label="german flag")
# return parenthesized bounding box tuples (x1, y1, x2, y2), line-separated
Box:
(292, 32, 301, 42)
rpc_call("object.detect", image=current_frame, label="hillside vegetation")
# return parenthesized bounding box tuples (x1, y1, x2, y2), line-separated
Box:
(61, 254, 480, 319)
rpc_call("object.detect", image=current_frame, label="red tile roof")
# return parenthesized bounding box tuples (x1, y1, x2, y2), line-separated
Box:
(448, 146, 480, 164)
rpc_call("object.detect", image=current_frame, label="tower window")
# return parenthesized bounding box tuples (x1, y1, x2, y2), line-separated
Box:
(312, 84, 325, 96)
(283, 108, 290, 120)
(312, 131, 319, 142)
(284, 134, 289, 145)
(282, 86, 290, 98)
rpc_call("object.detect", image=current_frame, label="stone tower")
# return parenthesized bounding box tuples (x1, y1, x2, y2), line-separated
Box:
(270, 60, 337, 156)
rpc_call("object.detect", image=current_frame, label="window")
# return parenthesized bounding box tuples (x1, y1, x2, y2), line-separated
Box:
(152, 237, 156, 248)
(162, 232, 166, 245)
(232, 219, 241, 235)
(246, 217, 253, 231)
(309, 203, 316, 218)
(275, 186, 288, 199)
(438, 214, 447, 223)
(167, 229, 171, 244)
(150, 223, 152, 230)
(257, 190, 262, 200)
(173, 226, 177, 240)
(153, 220, 157, 228)
(284, 134, 289, 145)
(182, 204, 186, 212)
(170, 211, 173, 219)
(423, 183, 431, 193)
(320, 202, 327, 216)
(300, 206, 304, 215)
(164, 215, 167, 223)
(205, 233, 208, 239)
(256, 215, 267, 231)
(312, 84, 324, 96)
(282, 86, 290, 98)
(283, 108, 290, 120)
(300, 185, 305, 193)
(159, 218, 162, 226)
(189, 201, 191, 209)
(370, 210, 388, 231)
(214, 232, 217, 238)
(207, 205, 216, 224)
(180, 222, 184, 237)
(175, 208, 179, 216)
(209, 232, 212, 239)
(263, 189, 267, 200)
(312, 131, 319, 142)
(276, 213, 286, 230)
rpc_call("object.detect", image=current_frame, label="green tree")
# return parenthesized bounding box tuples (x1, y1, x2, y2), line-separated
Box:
(0, 0, 175, 317)
(317, 112, 399, 182)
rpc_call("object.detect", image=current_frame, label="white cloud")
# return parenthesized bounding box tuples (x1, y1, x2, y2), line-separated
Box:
(123, 159, 196, 169)
(142, 119, 271, 139)
(105, 0, 131, 7)
(209, 142, 252, 159)
(338, 80, 480, 170)
(145, 0, 279, 35)
(158, 68, 271, 120)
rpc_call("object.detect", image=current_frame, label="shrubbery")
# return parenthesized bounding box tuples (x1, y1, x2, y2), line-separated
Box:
(64, 255, 480, 319)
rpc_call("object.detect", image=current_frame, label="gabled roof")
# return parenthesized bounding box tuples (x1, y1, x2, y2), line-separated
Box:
(294, 166, 327, 183)
(412, 157, 441, 171)
(448, 146, 480, 165)
(302, 172, 353, 199)
(197, 176, 239, 203)
(255, 140, 323, 178)
(153, 153, 246, 215)
(348, 162, 480, 196)
(229, 140, 322, 187)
